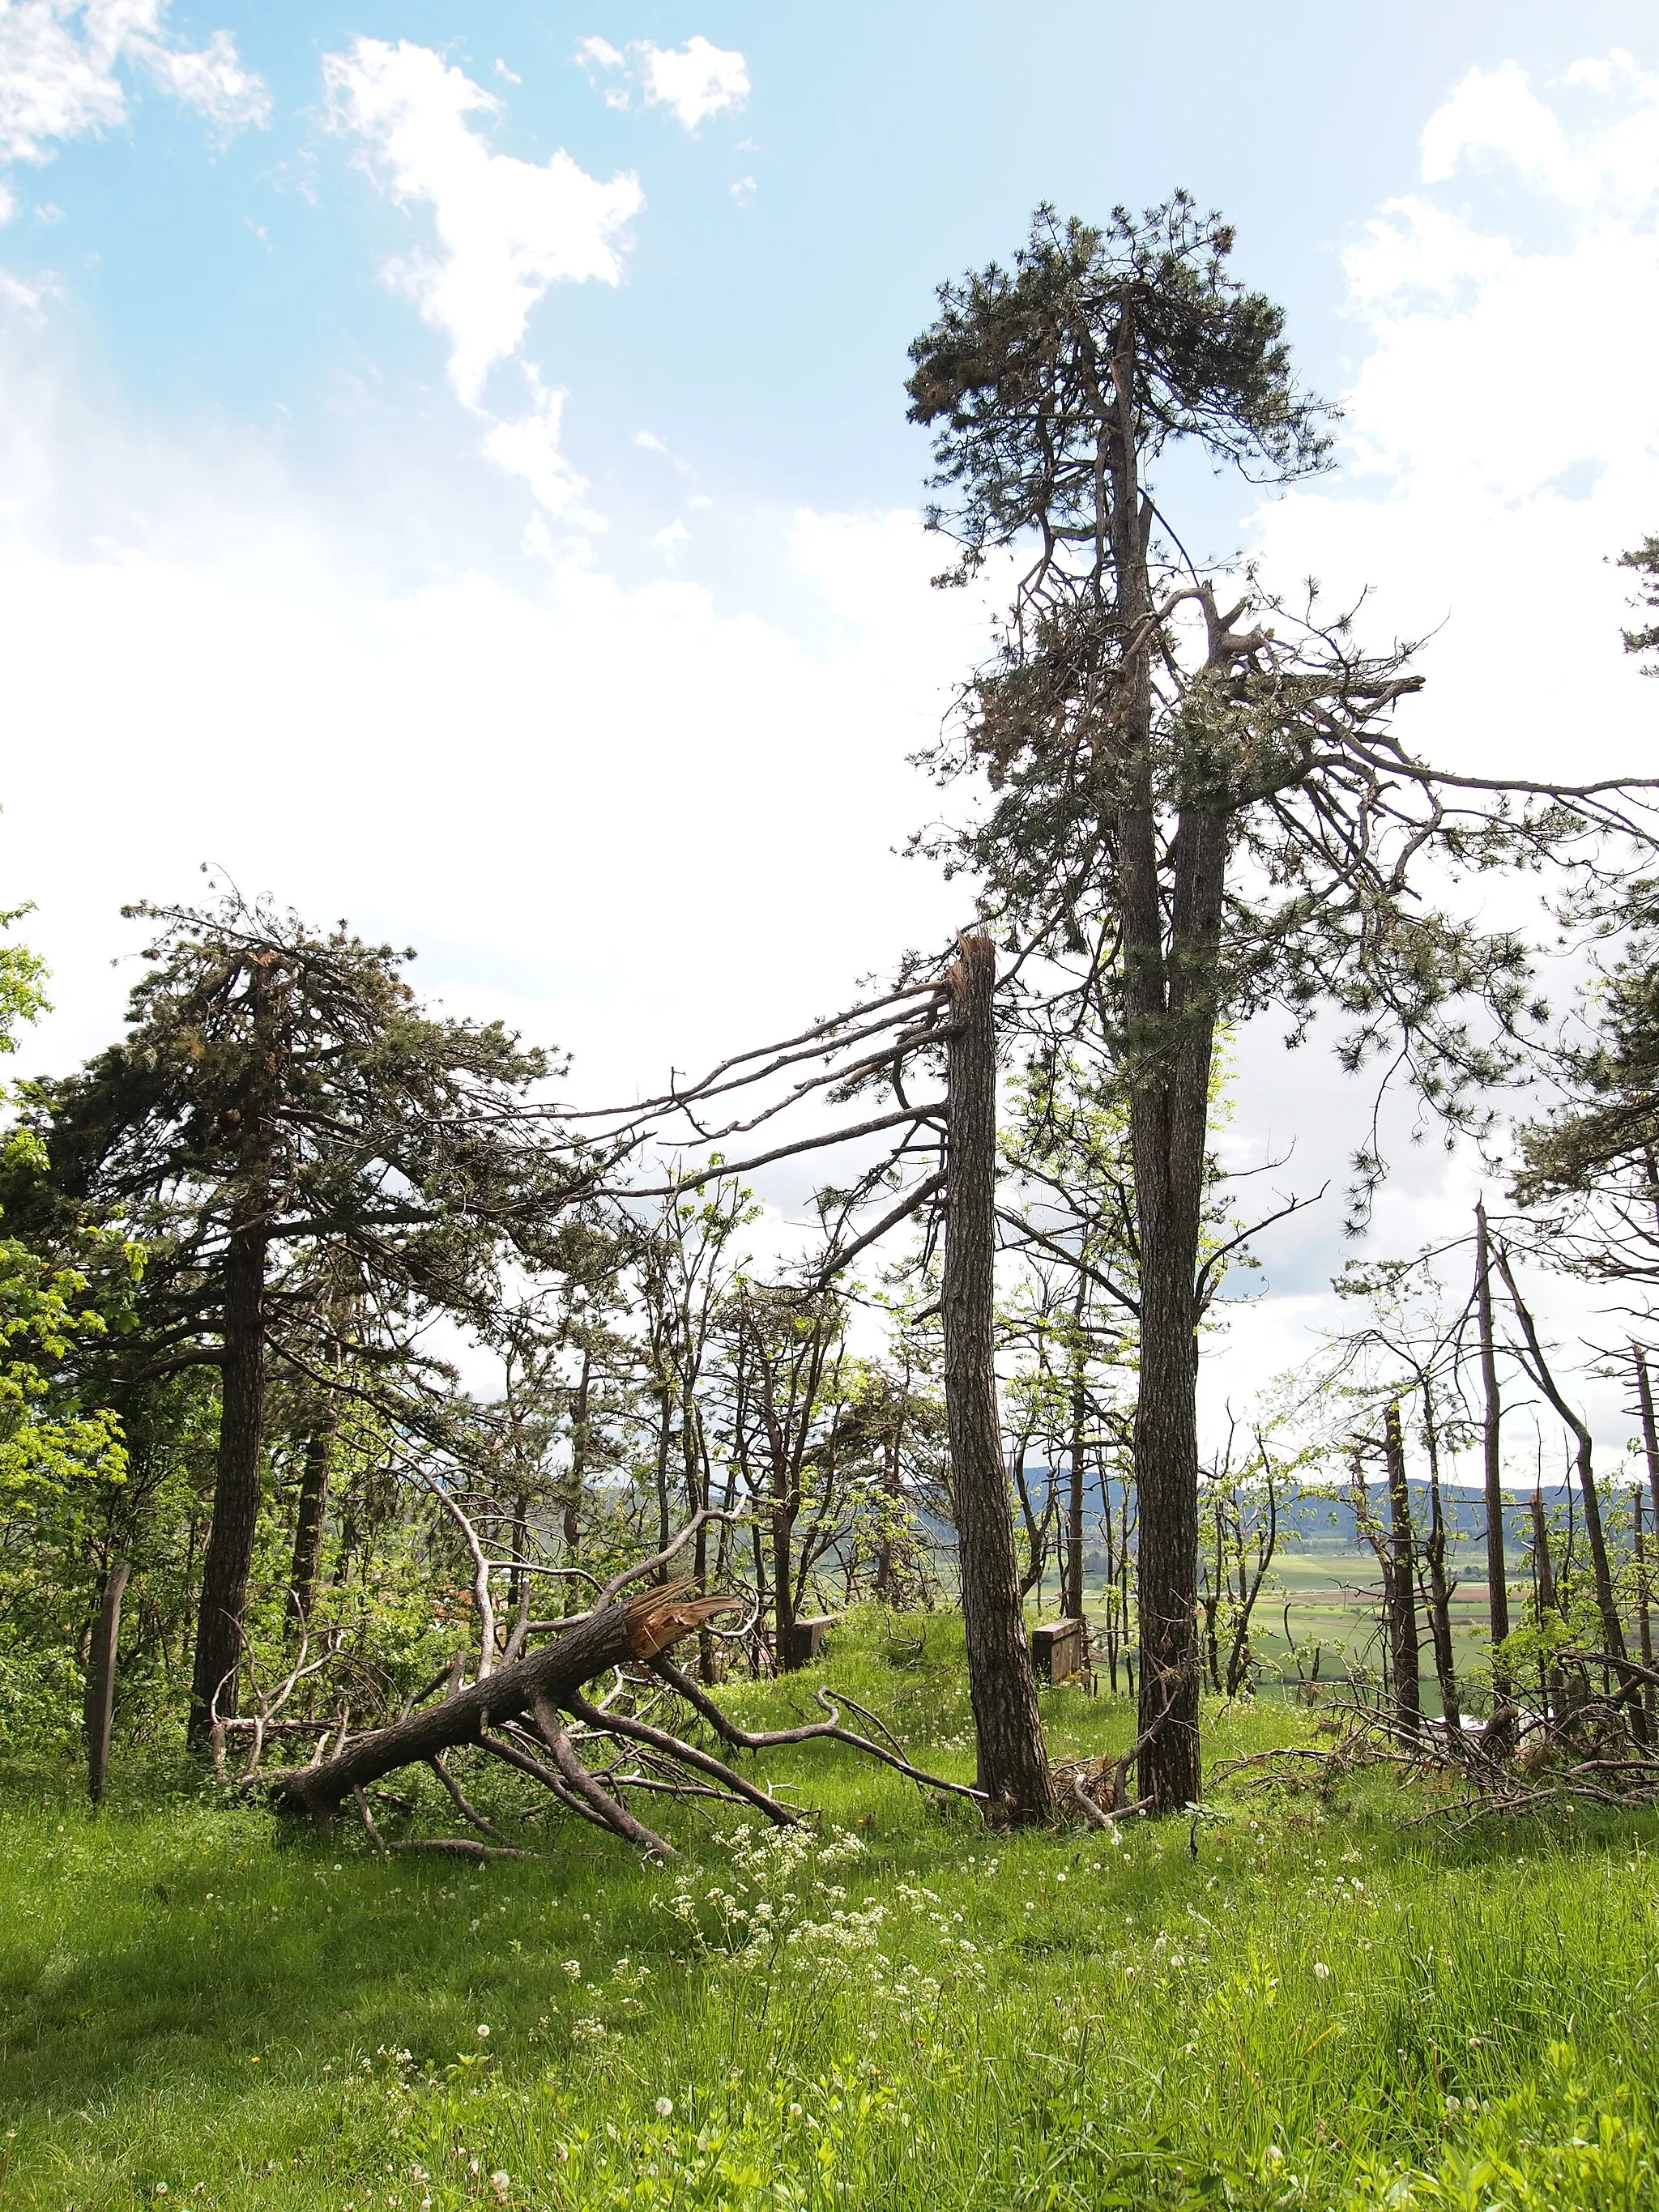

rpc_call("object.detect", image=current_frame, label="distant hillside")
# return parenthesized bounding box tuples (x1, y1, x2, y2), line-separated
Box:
(1009, 1467, 1581, 1562)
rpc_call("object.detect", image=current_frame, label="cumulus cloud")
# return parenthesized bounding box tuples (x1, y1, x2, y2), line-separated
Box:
(1253, 52, 1659, 789)
(1418, 49, 1659, 205)
(638, 36, 748, 130)
(576, 34, 748, 131)
(1206, 49, 1659, 1441)
(0, 343, 984, 1115)
(326, 38, 642, 408)
(479, 363, 597, 530)
(0, 1, 267, 167)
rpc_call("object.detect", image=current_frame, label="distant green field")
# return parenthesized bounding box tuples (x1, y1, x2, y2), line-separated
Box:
(1073, 1538, 1508, 1714)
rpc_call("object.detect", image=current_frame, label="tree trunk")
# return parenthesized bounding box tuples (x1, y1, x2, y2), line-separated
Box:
(942, 932, 1051, 1820)
(1530, 1485, 1567, 1718)
(1064, 1328, 1086, 1622)
(562, 1349, 591, 1616)
(84, 1558, 131, 1805)
(1635, 1346, 1659, 1547)
(1474, 1204, 1510, 1709)
(1419, 1394, 1461, 1736)
(1103, 313, 1215, 1813)
(1637, 1490, 1655, 1733)
(189, 1218, 269, 1748)
(288, 1422, 332, 1629)
(874, 1426, 901, 1604)
(1383, 1402, 1421, 1735)
(770, 1488, 799, 1670)
(1223, 1479, 1275, 1700)
(268, 1584, 735, 1826)
(1499, 1252, 1627, 1669)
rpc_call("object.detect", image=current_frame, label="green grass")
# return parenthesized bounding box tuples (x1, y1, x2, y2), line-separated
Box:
(2, 1614, 1658, 2208)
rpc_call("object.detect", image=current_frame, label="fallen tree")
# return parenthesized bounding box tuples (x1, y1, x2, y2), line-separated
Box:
(258, 1552, 986, 1858)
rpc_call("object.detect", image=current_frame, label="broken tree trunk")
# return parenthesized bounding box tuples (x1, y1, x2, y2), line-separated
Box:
(942, 932, 1054, 1822)
(267, 1582, 735, 1833)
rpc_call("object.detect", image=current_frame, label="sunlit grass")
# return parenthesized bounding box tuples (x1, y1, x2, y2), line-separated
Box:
(2, 1613, 1656, 2208)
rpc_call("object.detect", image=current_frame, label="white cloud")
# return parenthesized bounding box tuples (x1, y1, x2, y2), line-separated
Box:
(140, 24, 267, 140)
(0, 1, 267, 167)
(1230, 50, 1659, 1434)
(0, 264, 45, 315)
(1418, 50, 1659, 207)
(1256, 53, 1659, 764)
(638, 36, 748, 130)
(326, 37, 642, 409)
(479, 363, 597, 529)
(326, 37, 644, 543)
(575, 33, 748, 131)
(650, 518, 688, 558)
(0, 348, 987, 1122)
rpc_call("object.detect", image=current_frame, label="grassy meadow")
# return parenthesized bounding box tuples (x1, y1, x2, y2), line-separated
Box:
(2, 1613, 1657, 2210)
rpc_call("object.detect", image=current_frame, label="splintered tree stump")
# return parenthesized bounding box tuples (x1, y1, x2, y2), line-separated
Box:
(266, 1583, 736, 1830)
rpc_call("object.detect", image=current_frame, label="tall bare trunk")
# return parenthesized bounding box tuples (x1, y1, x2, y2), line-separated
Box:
(561, 1349, 591, 1616)
(1474, 1204, 1509, 1707)
(189, 1217, 268, 1748)
(942, 933, 1051, 1820)
(1499, 1252, 1627, 1669)
(1530, 1485, 1566, 1717)
(1420, 1392, 1461, 1734)
(1099, 309, 1210, 1811)
(1637, 1490, 1655, 1733)
(288, 1422, 332, 1629)
(84, 1558, 131, 1804)
(1383, 1402, 1420, 1735)
(1635, 1347, 1659, 1545)
(1064, 1314, 1086, 1621)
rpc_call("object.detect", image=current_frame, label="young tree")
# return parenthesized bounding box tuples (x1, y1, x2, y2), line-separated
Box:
(907, 198, 1651, 1809)
(16, 894, 578, 1746)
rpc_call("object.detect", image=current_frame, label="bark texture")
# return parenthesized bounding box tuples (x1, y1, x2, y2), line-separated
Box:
(84, 1558, 131, 1805)
(1383, 1402, 1421, 1734)
(1474, 1204, 1510, 1698)
(288, 1423, 332, 1628)
(1105, 319, 1215, 1813)
(943, 934, 1052, 1821)
(189, 1217, 269, 1746)
(269, 1583, 735, 1825)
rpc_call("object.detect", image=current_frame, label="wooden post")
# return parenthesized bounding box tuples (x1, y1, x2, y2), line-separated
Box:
(943, 934, 1052, 1822)
(84, 1559, 131, 1805)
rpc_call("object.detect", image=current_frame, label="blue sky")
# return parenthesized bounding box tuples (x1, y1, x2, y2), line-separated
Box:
(8, 2, 1648, 592)
(4, 2, 1659, 1447)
